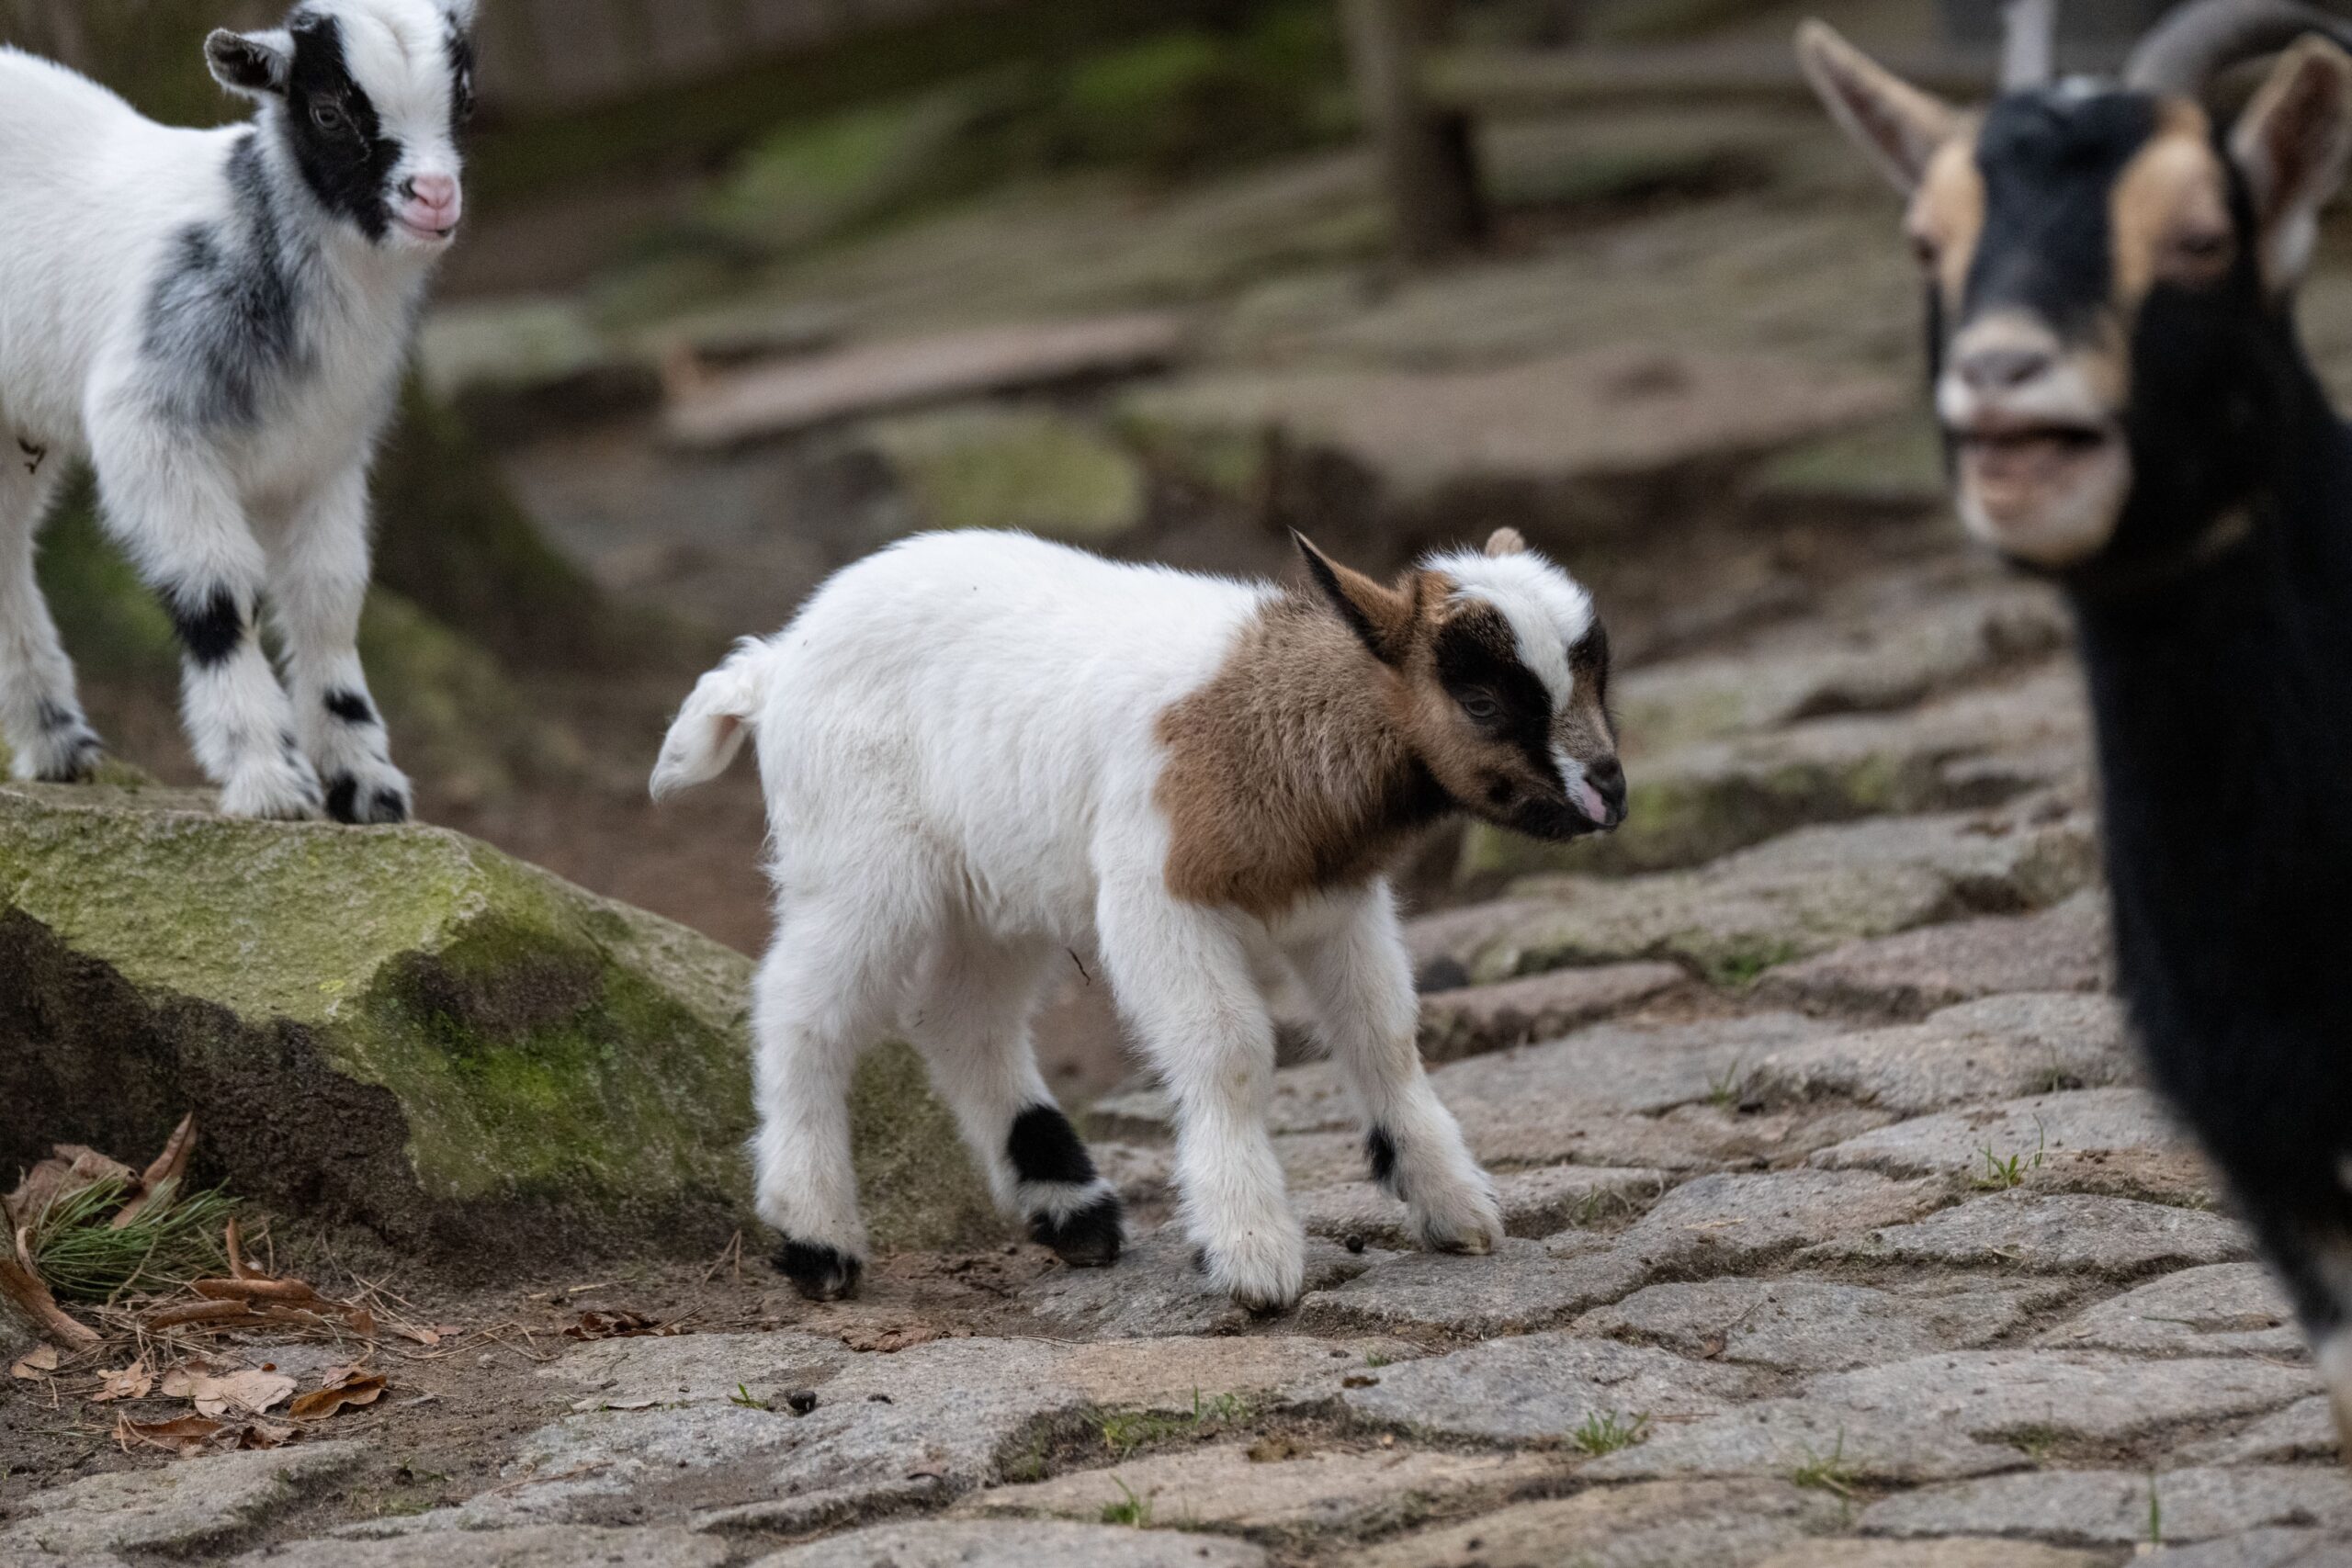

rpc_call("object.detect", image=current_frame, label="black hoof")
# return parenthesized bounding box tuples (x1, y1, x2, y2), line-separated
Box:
(325, 774, 412, 826)
(775, 1239, 864, 1301)
(1032, 1192, 1125, 1268)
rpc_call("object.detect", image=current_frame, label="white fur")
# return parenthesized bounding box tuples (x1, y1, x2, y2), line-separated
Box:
(0, 0, 470, 818)
(656, 531, 1510, 1310)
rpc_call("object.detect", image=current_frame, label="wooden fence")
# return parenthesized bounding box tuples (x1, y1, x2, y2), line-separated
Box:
(0, 0, 1011, 118)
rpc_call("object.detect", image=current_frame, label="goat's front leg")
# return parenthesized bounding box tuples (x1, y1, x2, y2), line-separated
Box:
(272, 465, 412, 825)
(1285, 884, 1501, 1255)
(89, 423, 318, 819)
(1098, 877, 1301, 1311)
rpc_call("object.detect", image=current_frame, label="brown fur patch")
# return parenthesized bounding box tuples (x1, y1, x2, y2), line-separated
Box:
(1911, 131, 1986, 306)
(1156, 594, 1446, 917)
(2111, 100, 2232, 302)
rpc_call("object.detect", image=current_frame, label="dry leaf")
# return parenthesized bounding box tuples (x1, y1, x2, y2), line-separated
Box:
(10, 1345, 60, 1379)
(838, 1323, 949, 1354)
(235, 1421, 295, 1450)
(112, 1113, 198, 1229)
(191, 1278, 324, 1305)
(160, 1367, 295, 1417)
(390, 1324, 441, 1347)
(91, 1358, 153, 1403)
(7, 1146, 135, 1219)
(114, 1414, 227, 1454)
(562, 1311, 674, 1341)
(288, 1368, 387, 1421)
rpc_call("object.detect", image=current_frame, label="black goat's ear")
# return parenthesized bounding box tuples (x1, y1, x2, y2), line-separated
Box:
(2233, 34, 2352, 293)
(1796, 18, 1958, 195)
(206, 28, 293, 100)
(1294, 531, 1418, 666)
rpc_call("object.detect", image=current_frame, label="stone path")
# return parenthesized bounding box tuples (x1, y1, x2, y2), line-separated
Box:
(6, 555, 2342, 1566)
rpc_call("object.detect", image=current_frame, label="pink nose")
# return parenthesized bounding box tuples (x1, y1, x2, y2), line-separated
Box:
(401, 173, 461, 228)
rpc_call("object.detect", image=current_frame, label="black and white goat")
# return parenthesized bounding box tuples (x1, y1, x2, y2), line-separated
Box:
(1802, 0, 2352, 1454)
(0, 0, 477, 820)
(652, 528, 1627, 1310)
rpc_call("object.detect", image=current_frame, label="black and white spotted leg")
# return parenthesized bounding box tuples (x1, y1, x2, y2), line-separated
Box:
(907, 930, 1125, 1268)
(0, 444, 103, 784)
(272, 466, 411, 825)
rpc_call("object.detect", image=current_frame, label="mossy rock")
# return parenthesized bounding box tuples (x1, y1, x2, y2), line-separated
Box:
(866, 407, 1148, 543)
(0, 784, 994, 1266)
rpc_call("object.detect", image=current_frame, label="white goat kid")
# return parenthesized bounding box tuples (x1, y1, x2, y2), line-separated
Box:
(653, 528, 1628, 1310)
(0, 0, 477, 819)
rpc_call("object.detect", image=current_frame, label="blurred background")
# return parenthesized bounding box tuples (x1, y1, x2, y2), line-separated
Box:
(4, 0, 2348, 1099)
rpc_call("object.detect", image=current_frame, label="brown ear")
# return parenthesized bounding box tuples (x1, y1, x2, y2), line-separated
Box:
(1294, 531, 1418, 666)
(2232, 34, 2352, 292)
(1796, 19, 1959, 195)
(1485, 527, 1529, 558)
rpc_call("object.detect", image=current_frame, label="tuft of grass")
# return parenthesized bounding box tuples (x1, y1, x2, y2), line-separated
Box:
(1973, 1121, 2050, 1191)
(730, 1384, 772, 1411)
(1792, 1430, 1860, 1500)
(1102, 1476, 1154, 1528)
(2009, 1424, 2060, 1464)
(2146, 1474, 2165, 1548)
(1099, 1388, 1255, 1457)
(1570, 1410, 1651, 1456)
(27, 1178, 236, 1304)
(1706, 1056, 1750, 1111)
(1365, 1351, 1394, 1370)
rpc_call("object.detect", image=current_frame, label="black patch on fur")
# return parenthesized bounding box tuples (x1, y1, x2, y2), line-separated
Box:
(324, 689, 377, 726)
(17, 439, 43, 476)
(166, 586, 245, 668)
(1032, 1192, 1124, 1268)
(1295, 533, 1391, 661)
(1568, 620, 1612, 710)
(324, 774, 360, 823)
(1366, 1126, 1402, 1196)
(1434, 607, 1555, 782)
(279, 16, 401, 242)
(35, 701, 74, 734)
(322, 774, 409, 826)
(1966, 93, 2158, 343)
(143, 134, 303, 428)
(372, 788, 409, 823)
(775, 1239, 863, 1302)
(447, 23, 477, 136)
(1006, 1104, 1099, 1188)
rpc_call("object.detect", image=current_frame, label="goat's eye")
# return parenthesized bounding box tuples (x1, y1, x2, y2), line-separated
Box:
(311, 100, 347, 134)
(1908, 231, 1939, 270)
(2170, 229, 2233, 273)
(1460, 693, 1502, 724)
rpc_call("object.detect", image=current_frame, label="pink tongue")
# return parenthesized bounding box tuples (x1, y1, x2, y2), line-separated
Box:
(1574, 779, 1609, 821)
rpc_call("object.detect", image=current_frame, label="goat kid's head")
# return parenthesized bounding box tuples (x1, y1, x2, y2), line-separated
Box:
(1295, 527, 1625, 842)
(208, 0, 478, 253)
(1800, 2, 2352, 576)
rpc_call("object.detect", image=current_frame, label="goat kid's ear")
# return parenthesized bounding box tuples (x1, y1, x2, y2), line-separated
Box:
(1485, 527, 1529, 558)
(1294, 531, 1419, 666)
(2232, 34, 2352, 294)
(1796, 19, 1958, 195)
(206, 28, 293, 99)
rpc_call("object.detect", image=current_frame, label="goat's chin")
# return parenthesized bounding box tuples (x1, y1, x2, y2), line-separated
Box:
(1956, 434, 2130, 570)
(1489, 797, 1605, 844)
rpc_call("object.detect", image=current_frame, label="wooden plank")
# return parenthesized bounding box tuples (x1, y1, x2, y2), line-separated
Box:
(663, 312, 1191, 450)
(1426, 40, 2137, 117)
(1341, 0, 1488, 262)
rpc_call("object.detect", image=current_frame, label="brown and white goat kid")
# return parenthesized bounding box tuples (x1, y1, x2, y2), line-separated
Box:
(652, 527, 1626, 1309)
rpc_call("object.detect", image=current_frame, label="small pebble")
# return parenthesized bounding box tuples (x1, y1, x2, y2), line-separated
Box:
(786, 1389, 819, 1416)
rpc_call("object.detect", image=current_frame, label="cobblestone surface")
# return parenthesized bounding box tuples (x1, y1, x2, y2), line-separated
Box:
(6, 474, 2334, 1568)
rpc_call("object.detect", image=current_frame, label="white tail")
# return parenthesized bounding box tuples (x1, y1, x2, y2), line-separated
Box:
(650, 639, 772, 800)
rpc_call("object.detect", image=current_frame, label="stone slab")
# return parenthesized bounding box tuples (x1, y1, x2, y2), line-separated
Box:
(1757, 892, 2109, 1019)
(1298, 1235, 1652, 1337)
(1417, 962, 1686, 1062)
(1352, 1478, 1840, 1568)
(955, 1442, 1557, 1536)
(1805, 1350, 2315, 1445)
(1811, 1089, 2182, 1179)
(1613, 1169, 1944, 1277)
(1750, 993, 2132, 1117)
(1299, 1164, 1668, 1251)
(1340, 1331, 1757, 1445)
(751, 1520, 1266, 1568)
(1582, 1276, 2060, 1372)
(238, 1529, 728, 1568)
(1860, 1466, 2352, 1545)
(1582, 1396, 2023, 1485)
(2039, 1264, 2301, 1358)
(1752, 1540, 2107, 1568)
(1806, 1191, 2254, 1276)
(2, 1442, 364, 1560)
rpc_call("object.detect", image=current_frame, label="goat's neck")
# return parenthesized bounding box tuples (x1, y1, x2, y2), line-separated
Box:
(2068, 326, 2352, 1011)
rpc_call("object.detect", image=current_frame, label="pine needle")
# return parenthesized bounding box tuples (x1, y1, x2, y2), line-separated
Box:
(28, 1177, 236, 1304)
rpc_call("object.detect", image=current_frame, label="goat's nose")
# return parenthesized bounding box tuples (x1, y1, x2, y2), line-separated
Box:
(1587, 756, 1628, 823)
(403, 173, 459, 212)
(1958, 345, 2053, 393)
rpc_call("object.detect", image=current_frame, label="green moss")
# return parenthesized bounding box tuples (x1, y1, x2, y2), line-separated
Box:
(869, 409, 1148, 543)
(0, 785, 996, 1254)
(35, 472, 179, 683)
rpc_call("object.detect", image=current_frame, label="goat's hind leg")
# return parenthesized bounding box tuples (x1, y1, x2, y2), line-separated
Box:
(749, 898, 917, 1302)
(908, 930, 1123, 1266)
(0, 443, 101, 783)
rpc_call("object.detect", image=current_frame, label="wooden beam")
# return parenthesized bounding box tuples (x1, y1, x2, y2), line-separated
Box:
(1341, 0, 1488, 263)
